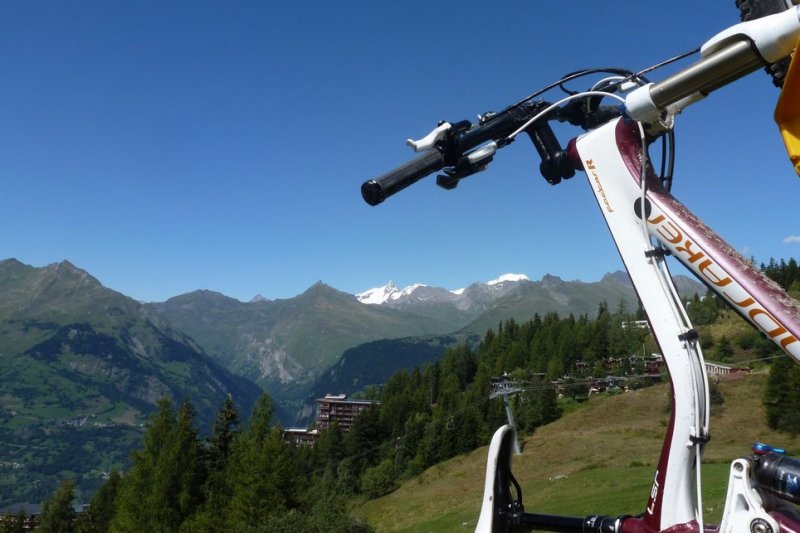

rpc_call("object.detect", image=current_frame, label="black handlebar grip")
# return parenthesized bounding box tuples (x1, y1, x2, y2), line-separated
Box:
(361, 150, 445, 206)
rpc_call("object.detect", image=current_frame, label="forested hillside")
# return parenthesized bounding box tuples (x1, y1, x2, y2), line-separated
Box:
(32, 302, 653, 531)
(759, 258, 800, 432)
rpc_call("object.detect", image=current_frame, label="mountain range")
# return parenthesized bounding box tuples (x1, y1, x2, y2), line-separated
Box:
(355, 273, 531, 306)
(305, 270, 706, 407)
(149, 273, 559, 394)
(148, 283, 468, 405)
(0, 257, 705, 503)
(353, 270, 703, 335)
(147, 267, 704, 423)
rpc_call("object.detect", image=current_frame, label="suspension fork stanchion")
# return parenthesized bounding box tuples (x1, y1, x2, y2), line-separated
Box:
(570, 118, 710, 531)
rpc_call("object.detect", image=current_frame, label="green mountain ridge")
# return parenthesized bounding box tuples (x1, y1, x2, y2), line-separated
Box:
(0, 258, 262, 506)
(459, 271, 702, 334)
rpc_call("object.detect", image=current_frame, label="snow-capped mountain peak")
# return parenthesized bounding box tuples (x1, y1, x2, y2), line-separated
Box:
(357, 273, 531, 306)
(487, 273, 530, 286)
(357, 281, 434, 305)
(356, 281, 399, 305)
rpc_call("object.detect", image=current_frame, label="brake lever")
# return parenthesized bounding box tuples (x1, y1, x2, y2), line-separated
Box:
(406, 122, 452, 152)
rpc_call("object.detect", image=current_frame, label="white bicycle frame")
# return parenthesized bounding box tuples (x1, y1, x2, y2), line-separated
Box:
(477, 6, 800, 533)
(576, 117, 800, 532)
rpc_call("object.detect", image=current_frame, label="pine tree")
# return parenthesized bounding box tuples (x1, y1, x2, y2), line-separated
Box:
(225, 391, 296, 529)
(111, 398, 174, 532)
(207, 394, 240, 472)
(715, 336, 734, 362)
(170, 401, 204, 522)
(76, 471, 121, 533)
(765, 357, 798, 431)
(184, 396, 242, 531)
(533, 385, 561, 427)
(345, 405, 384, 478)
(360, 458, 397, 499)
(314, 422, 345, 469)
(111, 397, 204, 532)
(38, 480, 77, 533)
(687, 291, 721, 325)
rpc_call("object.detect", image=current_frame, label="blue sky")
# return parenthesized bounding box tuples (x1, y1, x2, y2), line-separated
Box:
(2, 1, 798, 302)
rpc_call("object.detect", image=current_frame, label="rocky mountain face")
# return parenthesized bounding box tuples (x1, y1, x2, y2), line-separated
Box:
(149, 282, 469, 397)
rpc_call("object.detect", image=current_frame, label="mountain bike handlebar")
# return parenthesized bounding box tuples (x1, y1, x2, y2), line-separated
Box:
(359, 5, 800, 206)
(360, 99, 581, 205)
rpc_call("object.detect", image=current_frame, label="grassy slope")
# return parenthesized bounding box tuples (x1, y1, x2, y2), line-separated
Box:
(358, 372, 800, 532)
